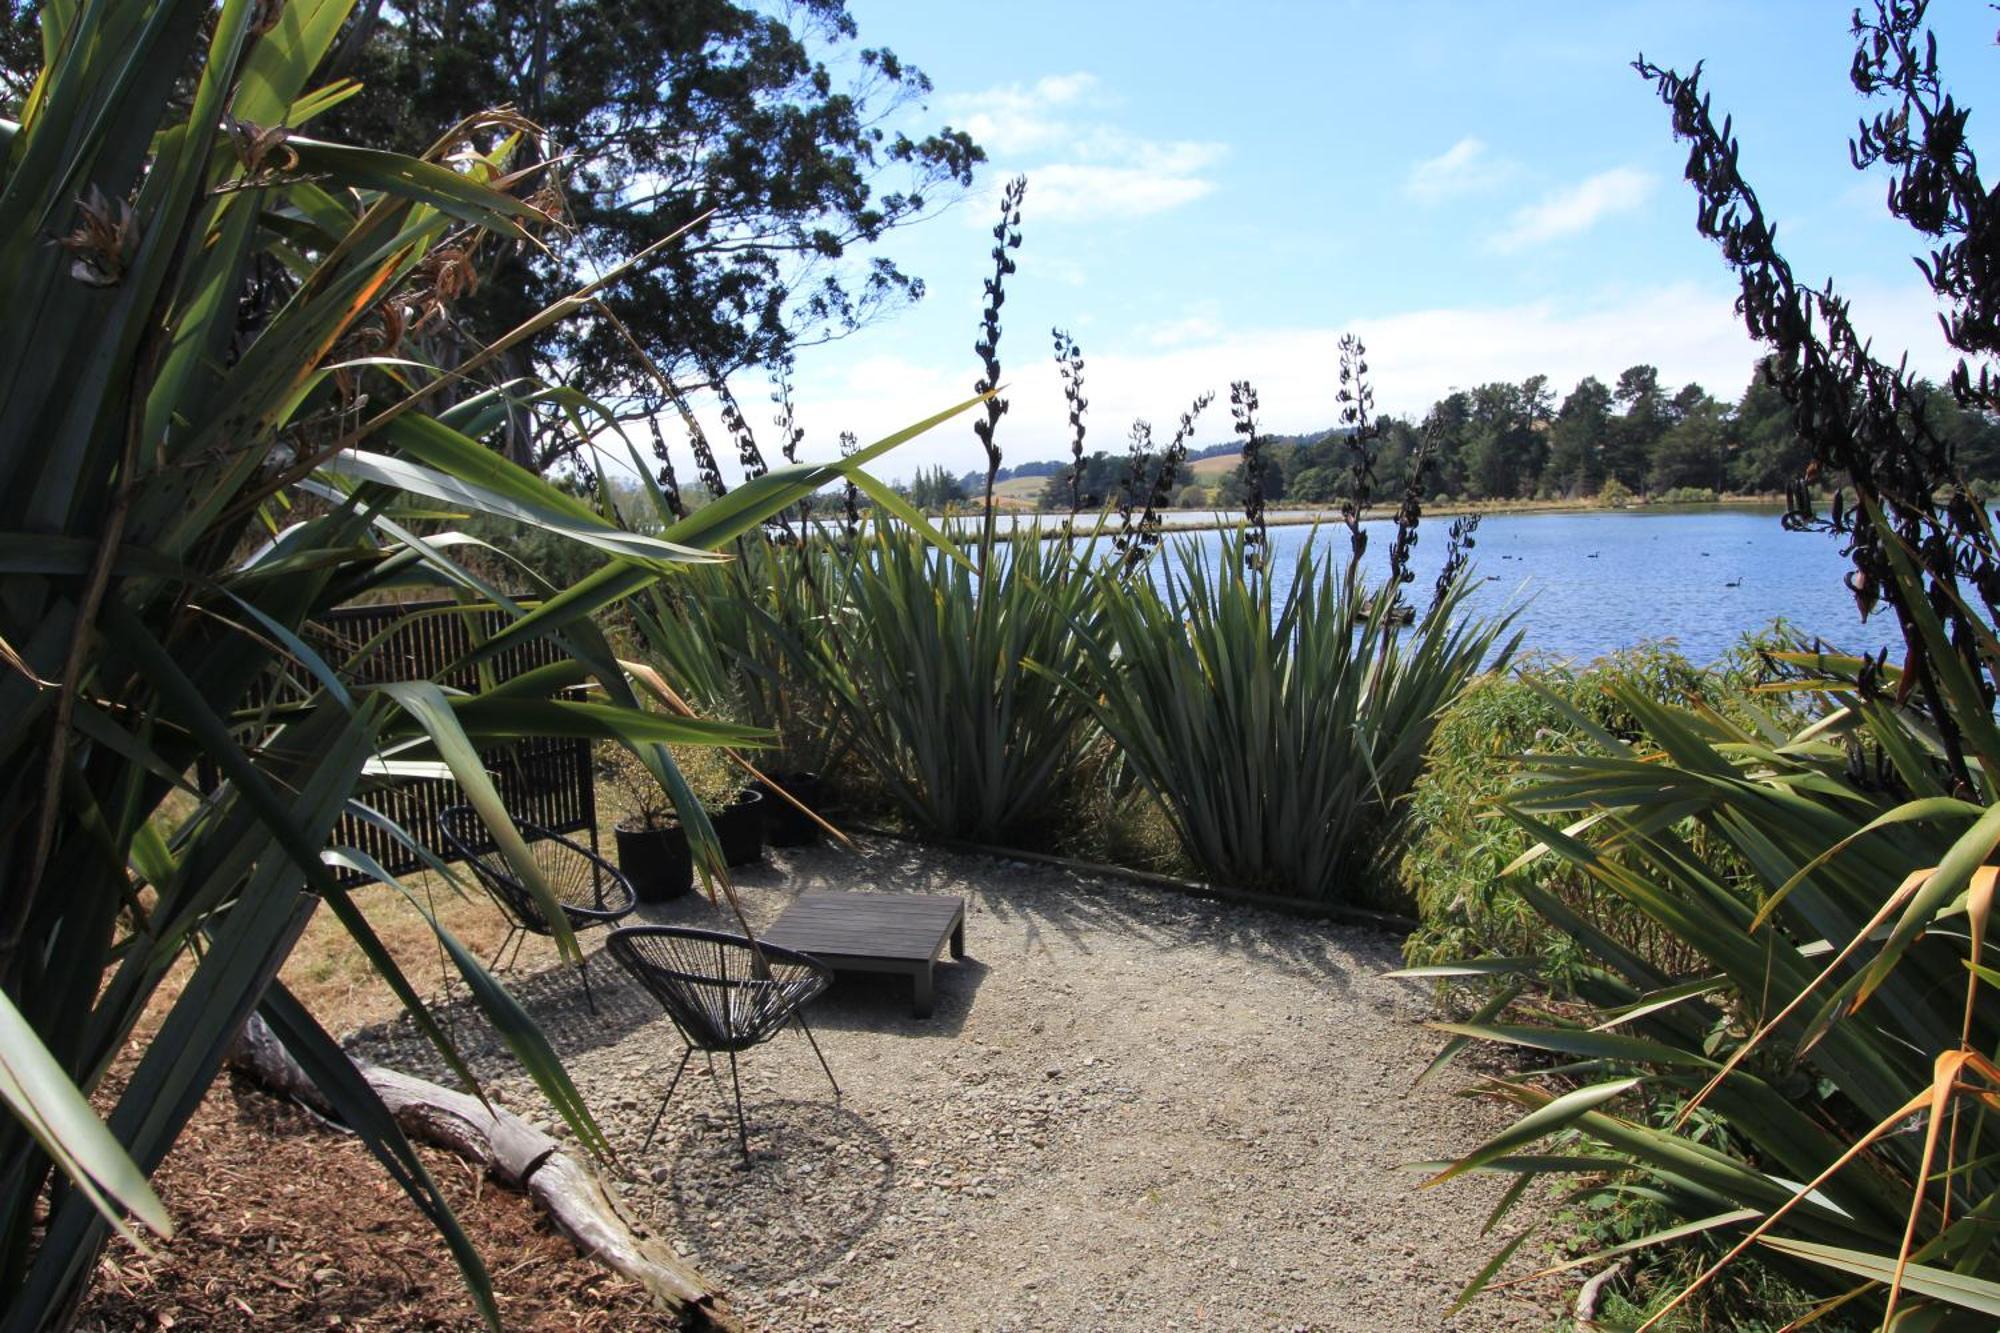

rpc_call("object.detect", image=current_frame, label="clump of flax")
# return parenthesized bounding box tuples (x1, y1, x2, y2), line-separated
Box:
(1229, 380, 1267, 567)
(973, 175, 1026, 554)
(1335, 334, 1385, 572)
(1125, 391, 1214, 570)
(1053, 327, 1088, 516)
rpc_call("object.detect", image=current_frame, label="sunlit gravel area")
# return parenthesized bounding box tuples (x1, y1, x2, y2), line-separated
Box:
(348, 838, 1556, 1332)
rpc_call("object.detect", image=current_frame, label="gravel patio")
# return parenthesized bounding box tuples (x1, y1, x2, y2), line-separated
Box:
(347, 838, 1555, 1331)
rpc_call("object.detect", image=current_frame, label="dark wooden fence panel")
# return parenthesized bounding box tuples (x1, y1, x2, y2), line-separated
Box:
(213, 599, 598, 887)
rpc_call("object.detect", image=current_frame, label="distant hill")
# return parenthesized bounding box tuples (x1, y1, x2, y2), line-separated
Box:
(991, 476, 1048, 503)
(952, 457, 1068, 494)
(961, 427, 1337, 497)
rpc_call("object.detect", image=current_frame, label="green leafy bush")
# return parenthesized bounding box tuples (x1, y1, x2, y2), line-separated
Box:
(1400, 639, 1792, 982)
(1655, 485, 1720, 504)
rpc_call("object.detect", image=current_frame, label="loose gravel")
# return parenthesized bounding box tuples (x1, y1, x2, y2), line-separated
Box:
(348, 838, 1556, 1331)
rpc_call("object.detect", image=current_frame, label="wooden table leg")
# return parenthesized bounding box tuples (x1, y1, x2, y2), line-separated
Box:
(949, 918, 965, 959)
(912, 963, 934, 1019)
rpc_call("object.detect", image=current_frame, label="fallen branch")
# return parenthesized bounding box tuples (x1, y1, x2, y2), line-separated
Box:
(231, 1016, 739, 1331)
(1574, 1257, 1627, 1328)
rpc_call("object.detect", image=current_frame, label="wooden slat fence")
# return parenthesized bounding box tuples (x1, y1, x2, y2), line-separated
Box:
(212, 598, 598, 886)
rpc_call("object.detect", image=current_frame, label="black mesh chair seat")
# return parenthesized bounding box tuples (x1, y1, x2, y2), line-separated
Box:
(437, 805, 638, 1013)
(607, 925, 839, 1159)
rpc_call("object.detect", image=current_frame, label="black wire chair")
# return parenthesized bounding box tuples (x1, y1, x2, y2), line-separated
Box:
(437, 805, 638, 1014)
(606, 925, 838, 1160)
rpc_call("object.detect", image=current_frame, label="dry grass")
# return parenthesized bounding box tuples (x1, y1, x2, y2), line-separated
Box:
(278, 872, 548, 1033)
(990, 476, 1047, 504)
(1189, 451, 1240, 476)
(280, 806, 635, 1035)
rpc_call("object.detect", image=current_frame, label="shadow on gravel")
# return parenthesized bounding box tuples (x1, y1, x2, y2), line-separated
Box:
(935, 860, 1383, 997)
(656, 1098, 896, 1286)
(352, 838, 1385, 1088)
(802, 958, 989, 1038)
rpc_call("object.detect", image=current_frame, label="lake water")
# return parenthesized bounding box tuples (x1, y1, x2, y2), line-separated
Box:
(978, 507, 1893, 666)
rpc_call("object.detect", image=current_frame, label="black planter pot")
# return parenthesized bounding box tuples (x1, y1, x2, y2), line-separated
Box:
(713, 788, 765, 867)
(614, 822, 692, 902)
(757, 771, 827, 847)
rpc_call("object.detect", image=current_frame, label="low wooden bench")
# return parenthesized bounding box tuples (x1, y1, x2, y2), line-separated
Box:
(759, 891, 966, 1019)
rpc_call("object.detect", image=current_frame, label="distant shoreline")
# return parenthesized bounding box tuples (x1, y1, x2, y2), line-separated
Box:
(917, 492, 1796, 538)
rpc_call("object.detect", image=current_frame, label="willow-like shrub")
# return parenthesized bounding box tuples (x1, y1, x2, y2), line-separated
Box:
(1058, 532, 1519, 906)
(1398, 638, 1797, 983)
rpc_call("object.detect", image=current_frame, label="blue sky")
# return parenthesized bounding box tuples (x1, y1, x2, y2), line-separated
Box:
(679, 2, 1995, 484)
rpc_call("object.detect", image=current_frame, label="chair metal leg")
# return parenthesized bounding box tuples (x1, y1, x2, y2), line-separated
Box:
(578, 952, 598, 1015)
(727, 1049, 749, 1161)
(488, 925, 521, 970)
(793, 1012, 840, 1100)
(642, 1047, 696, 1152)
(503, 928, 529, 972)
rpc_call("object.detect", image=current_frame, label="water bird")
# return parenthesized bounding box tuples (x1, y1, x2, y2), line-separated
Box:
(1724, 578, 1742, 588)
(1586, 551, 1599, 558)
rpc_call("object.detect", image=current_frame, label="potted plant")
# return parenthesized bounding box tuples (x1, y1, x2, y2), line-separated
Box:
(678, 741, 764, 868)
(712, 783, 766, 866)
(756, 770, 828, 847)
(602, 737, 767, 891)
(601, 745, 693, 901)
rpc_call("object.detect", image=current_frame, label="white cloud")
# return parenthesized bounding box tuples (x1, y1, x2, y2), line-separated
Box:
(1030, 142, 1225, 222)
(1490, 166, 1655, 251)
(1405, 137, 1511, 203)
(943, 73, 1102, 157)
(1139, 314, 1222, 348)
(945, 73, 1227, 224)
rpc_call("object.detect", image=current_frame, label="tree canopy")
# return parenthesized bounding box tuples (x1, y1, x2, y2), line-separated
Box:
(320, 0, 983, 468)
(1027, 360, 2000, 511)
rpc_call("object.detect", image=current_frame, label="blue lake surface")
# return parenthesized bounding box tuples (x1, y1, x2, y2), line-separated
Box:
(1165, 507, 1890, 667)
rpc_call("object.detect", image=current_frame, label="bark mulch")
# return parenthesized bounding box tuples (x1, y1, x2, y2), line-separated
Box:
(76, 1071, 678, 1332)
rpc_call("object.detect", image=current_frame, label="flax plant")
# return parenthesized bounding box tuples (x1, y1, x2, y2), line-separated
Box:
(826, 524, 1104, 842)
(1418, 8, 2000, 1324)
(1057, 532, 1519, 904)
(0, 6, 971, 1323)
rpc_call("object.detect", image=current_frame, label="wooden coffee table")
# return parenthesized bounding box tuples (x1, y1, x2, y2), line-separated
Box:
(760, 892, 966, 1018)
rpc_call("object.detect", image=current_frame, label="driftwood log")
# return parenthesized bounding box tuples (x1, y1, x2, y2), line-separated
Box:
(231, 1016, 739, 1331)
(1573, 1257, 1628, 1329)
